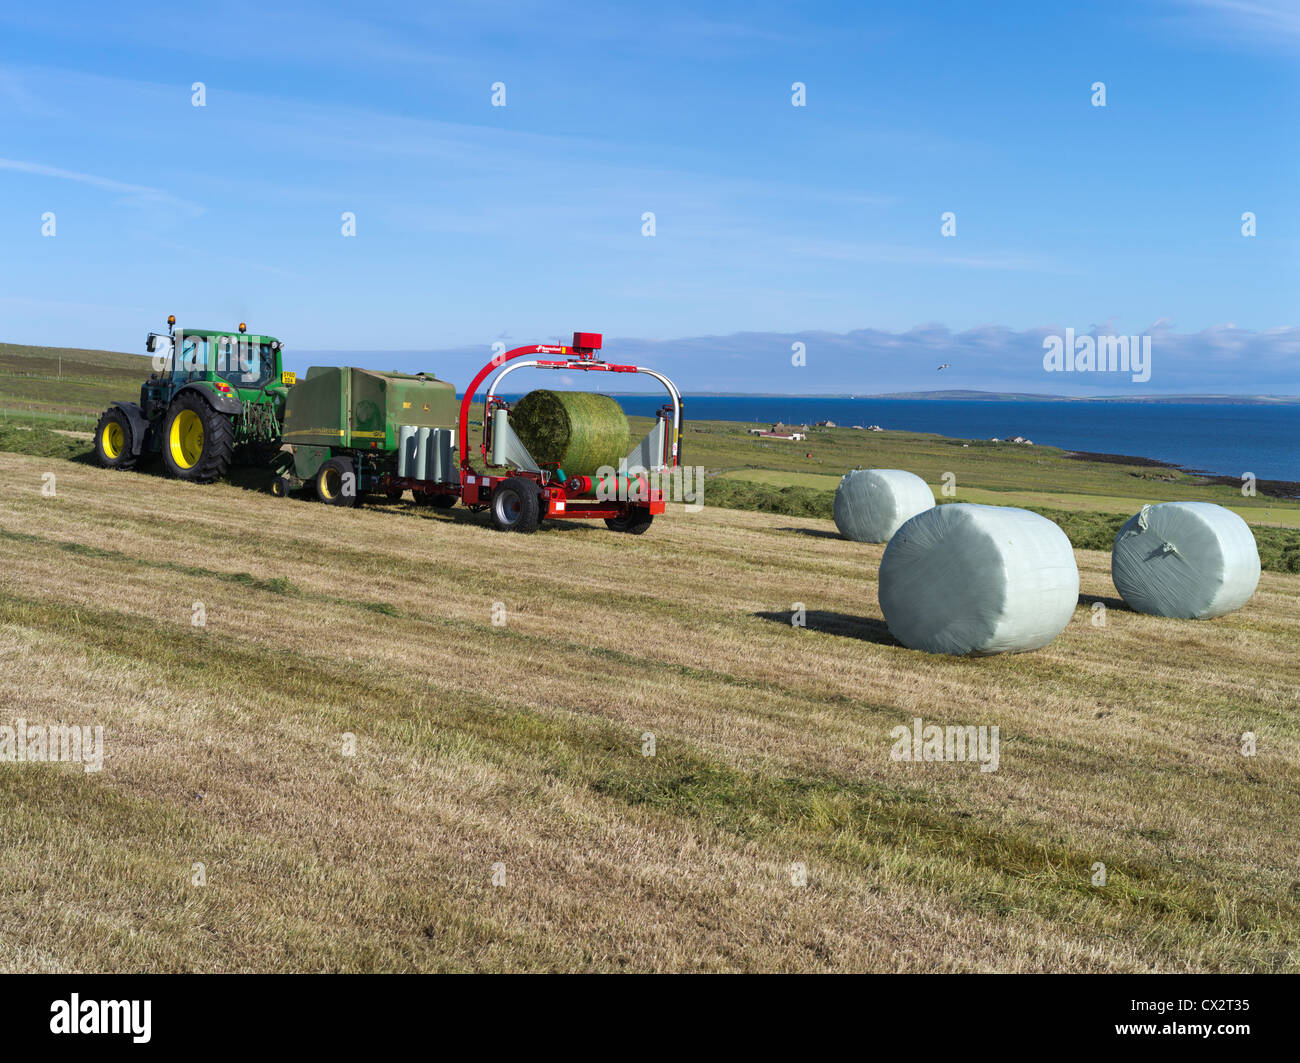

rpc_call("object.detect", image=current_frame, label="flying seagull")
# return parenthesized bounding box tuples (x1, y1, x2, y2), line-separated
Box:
(937, 362, 951, 371)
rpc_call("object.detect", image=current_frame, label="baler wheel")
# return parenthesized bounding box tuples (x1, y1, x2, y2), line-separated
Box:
(490, 477, 540, 533)
(94, 408, 138, 470)
(605, 511, 654, 535)
(314, 457, 359, 507)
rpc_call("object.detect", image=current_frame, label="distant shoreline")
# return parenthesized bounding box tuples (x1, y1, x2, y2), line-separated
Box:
(1059, 449, 1300, 500)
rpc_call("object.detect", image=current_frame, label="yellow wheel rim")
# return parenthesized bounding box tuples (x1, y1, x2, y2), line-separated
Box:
(320, 467, 340, 500)
(169, 409, 205, 469)
(102, 421, 124, 459)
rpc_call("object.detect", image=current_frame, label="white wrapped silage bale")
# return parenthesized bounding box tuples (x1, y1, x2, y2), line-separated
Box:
(878, 504, 1079, 656)
(1111, 502, 1260, 619)
(833, 468, 935, 543)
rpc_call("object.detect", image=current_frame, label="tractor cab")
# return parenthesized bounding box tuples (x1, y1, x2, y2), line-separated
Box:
(145, 318, 289, 399)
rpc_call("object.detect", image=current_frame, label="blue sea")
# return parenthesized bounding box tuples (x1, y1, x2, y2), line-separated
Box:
(605, 397, 1300, 485)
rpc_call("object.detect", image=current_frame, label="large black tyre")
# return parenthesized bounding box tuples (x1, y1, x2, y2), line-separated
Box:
(413, 490, 457, 509)
(490, 477, 541, 533)
(93, 407, 138, 470)
(314, 456, 359, 507)
(605, 510, 654, 535)
(160, 392, 235, 482)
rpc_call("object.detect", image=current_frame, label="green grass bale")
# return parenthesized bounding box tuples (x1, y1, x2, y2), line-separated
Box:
(511, 390, 630, 476)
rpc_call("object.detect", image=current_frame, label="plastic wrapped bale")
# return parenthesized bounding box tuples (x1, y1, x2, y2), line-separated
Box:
(833, 468, 934, 543)
(510, 390, 630, 477)
(1111, 502, 1260, 619)
(878, 504, 1079, 656)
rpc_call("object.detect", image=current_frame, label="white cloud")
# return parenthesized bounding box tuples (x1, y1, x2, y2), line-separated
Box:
(300, 323, 1300, 397)
(0, 157, 203, 214)
(1165, 0, 1300, 49)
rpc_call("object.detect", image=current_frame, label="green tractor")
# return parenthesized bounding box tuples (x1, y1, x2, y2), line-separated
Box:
(94, 316, 294, 482)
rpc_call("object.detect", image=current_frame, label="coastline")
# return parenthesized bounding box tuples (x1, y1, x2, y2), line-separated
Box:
(614, 396, 1300, 489)
(1057, 448, 1299, 500)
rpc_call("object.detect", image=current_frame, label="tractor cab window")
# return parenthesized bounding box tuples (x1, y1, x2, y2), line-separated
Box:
(215, 340, 275, 389)
(174, 337, 207, 382)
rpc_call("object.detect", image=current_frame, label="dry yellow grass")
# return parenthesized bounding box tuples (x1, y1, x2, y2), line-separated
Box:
(1, 451, 1297, 972)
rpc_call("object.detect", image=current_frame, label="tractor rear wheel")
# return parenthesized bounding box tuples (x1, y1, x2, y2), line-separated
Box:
(314, 457, 358, 507)
(161, 393, 235, 482)
(490, 477, 540, 533)
(605, 510, 654, 535)
(94, 408, 138, 470)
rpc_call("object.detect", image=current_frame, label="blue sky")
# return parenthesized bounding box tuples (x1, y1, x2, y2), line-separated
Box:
(1, 0, 1297, 394)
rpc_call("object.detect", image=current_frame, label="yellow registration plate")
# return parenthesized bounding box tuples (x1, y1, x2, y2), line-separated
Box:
(281, 371, 297, 386)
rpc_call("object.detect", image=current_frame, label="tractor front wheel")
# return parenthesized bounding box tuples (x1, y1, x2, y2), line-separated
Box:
(314, 457, 358, 507)
(490, 477, 540, 533)
(94, 408, 138, 470)
(161, 394, 235, 482)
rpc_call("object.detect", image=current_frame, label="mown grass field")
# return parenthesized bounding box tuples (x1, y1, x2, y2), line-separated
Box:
(1, 446, 1298, 972)
(2, 344, 1298, 972)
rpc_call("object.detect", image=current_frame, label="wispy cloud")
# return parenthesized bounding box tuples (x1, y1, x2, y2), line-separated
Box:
(791, 240, 1051, 272)
(0, 157, 203, 214)
(1163, 0, 1300, 49)
(299, 323, 1300, 397)
(0, 69, 51, 117)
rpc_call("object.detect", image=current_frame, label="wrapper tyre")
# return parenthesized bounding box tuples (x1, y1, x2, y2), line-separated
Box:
(605, 511, 654, 534)
(490, 477, 540, 533)
(413, 491, 457, 509)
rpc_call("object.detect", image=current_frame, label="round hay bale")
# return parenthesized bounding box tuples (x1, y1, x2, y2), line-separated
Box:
(510, 390, 630, 477)
(1111, 502, 1260, 619)
(878, 504, 1079, 656)
(833, 468, 934, 543)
